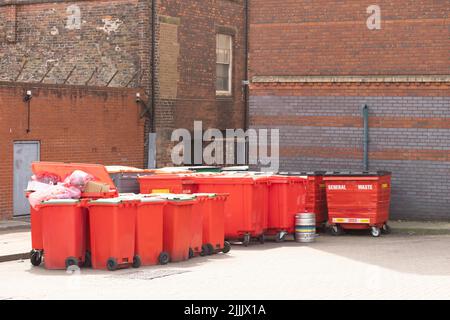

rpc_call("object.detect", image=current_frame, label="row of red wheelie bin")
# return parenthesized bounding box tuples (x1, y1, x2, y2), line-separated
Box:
(138, 170, 392, 242)
(32, 194, 230, 270)
(29, 162, 231, 270)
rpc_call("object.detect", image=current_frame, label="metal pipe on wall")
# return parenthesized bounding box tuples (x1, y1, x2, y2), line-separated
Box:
(362, 104, 369, 171)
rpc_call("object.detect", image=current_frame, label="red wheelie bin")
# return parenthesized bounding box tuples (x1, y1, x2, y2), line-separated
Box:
(190, 195, 207, 258)
(135, 197, 170, 266)
(28, 191, 44, 266)
(138, 174, 198, 194)
(88, 198, 140, 271)
(266, 176, 307, 242)
(160, 195, 198, 262)
(195, 175, 268, 246)
(324, 171, 392, 237)
(195, 193, 230, 254)
(39, 199, 88, 270)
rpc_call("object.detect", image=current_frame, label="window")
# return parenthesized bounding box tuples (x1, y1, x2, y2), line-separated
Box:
(216, 34, 232, 95)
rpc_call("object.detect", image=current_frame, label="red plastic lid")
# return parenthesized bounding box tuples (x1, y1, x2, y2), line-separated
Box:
(138, 174, 195, 181)
(194, 175, 261, 185)
(31, 161, 117, 191)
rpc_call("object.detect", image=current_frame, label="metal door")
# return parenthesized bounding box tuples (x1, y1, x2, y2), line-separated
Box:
(13, 141, 40, 216)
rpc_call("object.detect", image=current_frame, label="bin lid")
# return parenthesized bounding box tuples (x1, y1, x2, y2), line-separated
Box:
(138, 174, 195, 181)
(106, 166, 147, 174)
(221, 166, 249, 172)
(156, 194, 196, 201)
(89, 198, 124, 204)
(32, 162, 116, 191)
(41, 199, 80, 205)
(324, 171, 391, 177)
(140, 197, 166, 203)
(279, 171, 325, 177)
(194, 175, 261, 184)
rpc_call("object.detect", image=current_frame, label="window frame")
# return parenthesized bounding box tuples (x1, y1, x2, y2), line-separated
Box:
(216, 33, 233, 96)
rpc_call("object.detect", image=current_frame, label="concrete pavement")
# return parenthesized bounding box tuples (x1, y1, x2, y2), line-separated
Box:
(0, 234, 449, 300)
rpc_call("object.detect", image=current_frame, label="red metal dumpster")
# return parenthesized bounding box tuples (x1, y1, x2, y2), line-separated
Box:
(194, 193, 230, 255)
(39, 199, 88, 270)
(88, 198, 140, 271)
(138, 174, 198, 195)
(135, 197, 169, 266)
(195, 175, 268, 246)
(324, 171, 392, 237)
(266, 176, 307, 241)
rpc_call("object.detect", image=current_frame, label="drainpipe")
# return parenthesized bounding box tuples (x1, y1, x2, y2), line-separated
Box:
(362, 104, 369, 171)
(244, 0, 250, 163)
(151, 0, 157, 134)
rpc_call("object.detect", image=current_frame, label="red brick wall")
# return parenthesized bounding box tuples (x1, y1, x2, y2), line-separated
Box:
(0, 83, 145, 220)
(249, 0, 449, 77)
(155, 0, 246, 165)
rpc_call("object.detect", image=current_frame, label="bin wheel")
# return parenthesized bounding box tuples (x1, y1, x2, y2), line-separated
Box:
(275, 232, 287, 243)
(206, 243, 215, 256)
(83, 251, 92, 268)
(159, 252, 170, 265)
(242, 234, 251, 247)
(258, 234, 266, 244)
(382, 224, 391, 235)
(65, 257, 79, 269)
(30, 250, 42, 267)
(189, 248, 195, 259)
(222, 241, 231, 254)
(107, 258, 119, 271)
(371, 227, 382, 238)
(330, 225, 344, 236)
(200, 245, 209, 257)
(133, 255, 142, 268)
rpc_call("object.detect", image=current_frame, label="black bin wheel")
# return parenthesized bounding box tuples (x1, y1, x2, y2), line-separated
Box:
(330, 225, 344, 236)
(159, 252, 170, 265)
(382, 224, 391, 235)
(200, 245, 209, 257)
(189, 248, 195, 259)
(83, 251, 92, 268)
(275, 232, 287, 243)
(30, 250, 42, 267)
(65, 257, 79, 269)
(222, 241, 231, 254)
(206, 243, 215, 256)
(107, 257, 118, 271)
(242, 234, 251, 247)
(133, 255, 142, 268)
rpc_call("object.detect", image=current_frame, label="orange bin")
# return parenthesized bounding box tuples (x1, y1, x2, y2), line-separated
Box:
(161, 195, 198, 262)
(190, 195, 206, 257)
(88, 198, 140, 271)
(266, 176, 307, 241)
(135, 197, 169, 266)
(138, 174, 198, 194)
(39, 199, 88, 270)
(324, 171, 392, 237)
(195, 175, 269, 246)
(195, 193, 230, 254)
(28, 192, 44, 266)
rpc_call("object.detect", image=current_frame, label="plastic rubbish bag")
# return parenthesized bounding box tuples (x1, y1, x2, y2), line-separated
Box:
(26, 181, 53, 193)
(28, 185, 82, 209)
(32, 172, 61, 185)
(63, 170, 94, 191)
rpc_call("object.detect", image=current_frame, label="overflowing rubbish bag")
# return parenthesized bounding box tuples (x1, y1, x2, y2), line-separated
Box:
(28, 185, 82, 209)
(63, 170, 94, 192)
(27, 169, 94, 209)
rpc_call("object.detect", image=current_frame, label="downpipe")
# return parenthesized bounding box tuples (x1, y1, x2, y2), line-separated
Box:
(362, 104, 369, 171)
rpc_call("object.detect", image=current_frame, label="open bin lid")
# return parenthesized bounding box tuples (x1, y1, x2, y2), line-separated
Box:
(32, 162, 117, 191)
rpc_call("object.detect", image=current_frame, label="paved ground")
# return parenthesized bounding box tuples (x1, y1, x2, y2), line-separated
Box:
(0, 233, 449, 300)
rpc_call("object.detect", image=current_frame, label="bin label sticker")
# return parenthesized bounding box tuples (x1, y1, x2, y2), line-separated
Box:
(358, 185, 373, 190)
(328, 185, 346, 190)
(152, 189, 171, 194)
(332, 218, 371, 224)
(382, 183, 389, 189)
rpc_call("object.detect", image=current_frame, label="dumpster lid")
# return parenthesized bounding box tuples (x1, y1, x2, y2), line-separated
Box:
(41, 199, 80, 205)
(193, 193, 217, 198)
(140, 197, 166, 203)
(138, 174, 195, 181)
(324, 171, 391, 177)
(155, 194, 196, 201)
(32, 162, 116, 191)
(106, 166, 153, 174)
(279, 171, 326, 176)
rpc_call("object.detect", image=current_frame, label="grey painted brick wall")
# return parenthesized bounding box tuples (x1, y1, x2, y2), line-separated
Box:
(250, 95, 450, 220)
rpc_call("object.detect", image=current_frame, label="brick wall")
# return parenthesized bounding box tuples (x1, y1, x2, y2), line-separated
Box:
(155, 0, 246, 165)
(0, 82, 145, 220)
(0, 0, 149, 88)
(249, 0, 449, 77)
(249, 1, 450, 220)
